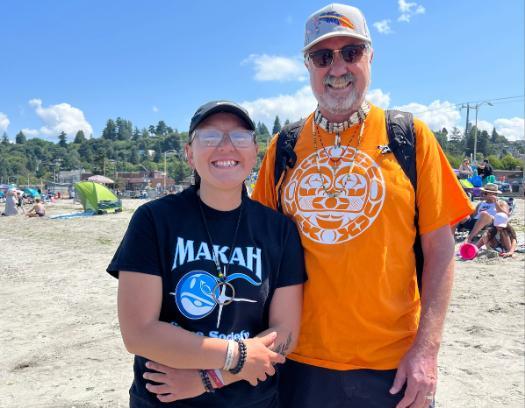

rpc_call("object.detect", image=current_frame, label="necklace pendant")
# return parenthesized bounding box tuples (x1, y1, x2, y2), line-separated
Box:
(331, 146, 342, 157)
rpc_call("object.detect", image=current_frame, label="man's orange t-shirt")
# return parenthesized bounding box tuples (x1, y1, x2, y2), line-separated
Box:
(252, 104, 474, 370)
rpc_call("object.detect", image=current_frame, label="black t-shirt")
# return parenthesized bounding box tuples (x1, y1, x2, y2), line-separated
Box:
(107, 186, 306, 408)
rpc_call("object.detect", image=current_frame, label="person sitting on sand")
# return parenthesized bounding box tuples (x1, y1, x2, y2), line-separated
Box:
(1, 190, 18, 216)
(27, 198, 45, 217)
(476, 212, 517, 258)
(457, 183, 509, 242)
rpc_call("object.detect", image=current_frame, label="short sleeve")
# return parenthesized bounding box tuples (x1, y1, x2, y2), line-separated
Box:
(276, 220, 307, 288)
(106, 205, 162, 278)
(252, 135, 279, 210)
(414, 119, 476, 234)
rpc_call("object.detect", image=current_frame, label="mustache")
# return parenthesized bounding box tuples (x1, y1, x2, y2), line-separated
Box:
(323, 72, 354, 87)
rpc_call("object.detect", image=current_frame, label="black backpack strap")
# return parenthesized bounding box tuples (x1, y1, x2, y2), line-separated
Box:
(274, 119, 305, 212)
(385, 110, 423, 294)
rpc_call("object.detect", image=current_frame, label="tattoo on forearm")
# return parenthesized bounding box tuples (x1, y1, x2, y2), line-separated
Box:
(273, 333, 293, 356)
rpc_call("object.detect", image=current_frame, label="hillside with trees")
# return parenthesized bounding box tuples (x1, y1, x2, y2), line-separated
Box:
(0, 115, 523, 186)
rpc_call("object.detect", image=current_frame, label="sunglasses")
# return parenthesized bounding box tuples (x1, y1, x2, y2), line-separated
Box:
(307, 44, 368, 68)
(191, 129, 255, 148)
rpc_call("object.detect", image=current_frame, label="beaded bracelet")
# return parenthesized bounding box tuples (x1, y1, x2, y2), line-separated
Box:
(229, 339, 247, 375)
(199, 369, 215, 393)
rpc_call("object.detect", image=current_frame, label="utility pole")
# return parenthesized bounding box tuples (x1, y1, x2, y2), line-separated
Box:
(163, 150, 177, 192)
(461, 102, 493, 163)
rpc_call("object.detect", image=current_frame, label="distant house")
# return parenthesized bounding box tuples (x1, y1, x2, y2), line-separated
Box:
(115, 171, 175, 191)
(58, 169, 86, 183)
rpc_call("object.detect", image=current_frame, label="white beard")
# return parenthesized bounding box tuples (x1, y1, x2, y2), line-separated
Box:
(312, 65, 371, 117)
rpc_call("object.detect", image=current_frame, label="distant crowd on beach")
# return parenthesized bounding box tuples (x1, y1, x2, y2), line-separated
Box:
(1, 189, 47, 217)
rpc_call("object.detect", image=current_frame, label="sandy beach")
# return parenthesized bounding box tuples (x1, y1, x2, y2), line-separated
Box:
(1, 197, 523, 407)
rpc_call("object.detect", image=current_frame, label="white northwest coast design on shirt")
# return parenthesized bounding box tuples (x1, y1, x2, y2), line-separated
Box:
(283, 146, 386, 244)
(170, 238, 262, 328)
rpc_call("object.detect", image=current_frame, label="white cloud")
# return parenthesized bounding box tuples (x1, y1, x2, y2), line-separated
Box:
(398, 0, 425, 22)
(373, 19, 394, 34)
(367, 89, 391, 108)
(243, 87, 523, 142)
(241, 86, 316, 127)
(241, 86, 391, 128)
(394, 100, 461, 131)
(242, 54, 307, 82)
(494, 117, 524, 141)
(152, 105, 159, 112)
(476, 120, 494, 133)
(24, 99, 93, 139)
(0, 112, 9, 134)
(21, 128, 39, 137)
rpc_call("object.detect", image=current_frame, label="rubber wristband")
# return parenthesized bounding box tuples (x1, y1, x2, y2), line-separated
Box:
(223, 340, 235, 370)
(206, 369, 224, 388)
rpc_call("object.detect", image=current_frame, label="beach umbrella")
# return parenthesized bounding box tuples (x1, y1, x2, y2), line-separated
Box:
(24, 188, 41, 198)
(88, 175, 114, 184)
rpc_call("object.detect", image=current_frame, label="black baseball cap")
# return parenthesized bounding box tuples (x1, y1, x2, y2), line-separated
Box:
(189, 100, 255, 134)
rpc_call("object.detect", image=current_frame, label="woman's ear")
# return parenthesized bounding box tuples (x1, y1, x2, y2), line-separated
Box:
(184, 144, 194, 168)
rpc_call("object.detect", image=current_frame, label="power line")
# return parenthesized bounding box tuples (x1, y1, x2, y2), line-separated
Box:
(399, 95, 524, 116)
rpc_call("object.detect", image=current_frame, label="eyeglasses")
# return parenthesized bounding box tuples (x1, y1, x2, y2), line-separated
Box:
(307, 44, 368, 68)
(191, 129, 255, 148)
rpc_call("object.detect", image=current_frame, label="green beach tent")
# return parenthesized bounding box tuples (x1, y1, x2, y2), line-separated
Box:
(74, 181, 122, 214)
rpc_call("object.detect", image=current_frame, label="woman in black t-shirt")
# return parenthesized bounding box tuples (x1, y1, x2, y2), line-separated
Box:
(108, 101, 306, 407)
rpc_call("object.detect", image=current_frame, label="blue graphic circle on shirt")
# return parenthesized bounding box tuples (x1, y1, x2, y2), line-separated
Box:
(174, 271, 219, 320)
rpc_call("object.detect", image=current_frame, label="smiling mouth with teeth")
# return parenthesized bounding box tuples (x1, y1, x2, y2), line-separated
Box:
(212, 160, 239, 168)
(327, 79, 352, 89)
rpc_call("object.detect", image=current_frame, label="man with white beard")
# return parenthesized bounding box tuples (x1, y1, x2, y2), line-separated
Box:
(252, 4, 474, 407)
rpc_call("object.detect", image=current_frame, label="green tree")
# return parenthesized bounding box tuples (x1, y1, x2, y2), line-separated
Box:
(500, 154, 523, 170)
(132, 127, 141, 140)
(156, 121, 168, 136)
(433, 129, 447, 150)
(130, 147, 139, 164)
(116, 117, 132, 141)
(256, 122, 270, 136)
(490, 127, 499, 143)
(102, 119, 118, 140)
(477, 130, 490, 156)
(486, 155, 502, 169)
(272, 116, 282, 134)
(73, 130, 86, 144)
(58, 131, 68, 148)
(1, 132, 9, 145)
(15, 131, 26, 144)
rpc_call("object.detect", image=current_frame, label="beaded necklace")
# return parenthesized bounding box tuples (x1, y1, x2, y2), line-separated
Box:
(316, 125, 359, 169)
(312, 117, 366, 198)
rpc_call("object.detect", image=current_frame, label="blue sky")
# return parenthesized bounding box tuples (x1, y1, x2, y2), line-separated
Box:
(1, 0, 523, 141)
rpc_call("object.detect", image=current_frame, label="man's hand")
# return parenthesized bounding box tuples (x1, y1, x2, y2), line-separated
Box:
(143, 361, 205, 403)
(389, 346, 437, 408)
